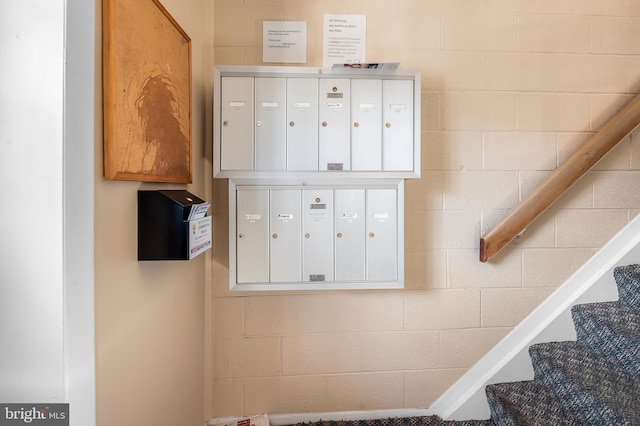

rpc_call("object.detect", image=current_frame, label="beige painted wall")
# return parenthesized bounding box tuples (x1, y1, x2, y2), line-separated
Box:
(211, 0, 640, 417)
(94, 0, 213, 425)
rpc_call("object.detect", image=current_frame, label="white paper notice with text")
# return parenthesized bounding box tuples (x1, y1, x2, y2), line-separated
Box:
(323, 14, 366, 67)
(263, 21, 307, 63)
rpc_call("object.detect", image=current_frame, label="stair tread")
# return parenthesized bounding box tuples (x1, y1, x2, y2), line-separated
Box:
(486, 380, 580, 426)
(572, 301, 640, 376)
(529, 341, 640, 425)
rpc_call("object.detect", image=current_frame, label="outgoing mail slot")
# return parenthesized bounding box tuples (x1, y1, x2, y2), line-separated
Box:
(138, 190, 211, 261)
(302, 189, 334, 282)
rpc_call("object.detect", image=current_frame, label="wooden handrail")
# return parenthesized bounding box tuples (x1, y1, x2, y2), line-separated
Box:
(480, 93, 640, 262)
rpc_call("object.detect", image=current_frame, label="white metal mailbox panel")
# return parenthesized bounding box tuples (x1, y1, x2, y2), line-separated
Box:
(255, 77, 287, 170)
(319, 79, 351, 171)
(287, 78, 319, 171)
(215, 66, 420, 179)
(236, 189, 269, 283)
(221, 77, 254, 171)
(269, 189, 302, 282)
(382, 79, 414, 171)
(366, 188, 398, 281)
(351, 79, 382, 171)
(302, 189, 334, 282)
(334, 189, 366, 281)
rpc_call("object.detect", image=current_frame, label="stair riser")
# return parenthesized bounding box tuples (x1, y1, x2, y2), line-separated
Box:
(574, 320, 640, 377)
(614, 264, 640, 309)
(529, 343, 635, 425)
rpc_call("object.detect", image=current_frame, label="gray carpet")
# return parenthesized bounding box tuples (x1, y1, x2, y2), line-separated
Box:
(486, 263, 640, 425)
(289, 264, 640, 426)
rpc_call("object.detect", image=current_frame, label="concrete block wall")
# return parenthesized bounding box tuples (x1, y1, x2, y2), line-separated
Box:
(210, 0, 640, 417)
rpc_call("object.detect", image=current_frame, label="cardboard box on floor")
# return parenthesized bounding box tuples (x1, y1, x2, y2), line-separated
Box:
(208, 414, 270, 426)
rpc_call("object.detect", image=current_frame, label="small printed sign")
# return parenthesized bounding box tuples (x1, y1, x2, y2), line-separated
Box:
(263, 21, 307, 63)
(323, 14, 366, 67)
(0, 404, 69, 425)
(189, 216, 212, 260)
(187, 202, 210, 221)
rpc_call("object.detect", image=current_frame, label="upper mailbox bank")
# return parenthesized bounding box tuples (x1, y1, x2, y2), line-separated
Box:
(213, 65, 421, 179)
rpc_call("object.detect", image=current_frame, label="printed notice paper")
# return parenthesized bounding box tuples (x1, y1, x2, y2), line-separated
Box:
(323, 14, 366, 67)
(263, 21, 307, 63)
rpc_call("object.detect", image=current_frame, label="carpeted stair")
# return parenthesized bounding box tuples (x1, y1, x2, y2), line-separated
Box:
(485, 264, 640, 425)
(290, 264, 640, 426)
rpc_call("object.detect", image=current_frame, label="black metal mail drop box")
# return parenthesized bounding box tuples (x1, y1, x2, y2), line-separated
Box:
(138, 190, 210, 261)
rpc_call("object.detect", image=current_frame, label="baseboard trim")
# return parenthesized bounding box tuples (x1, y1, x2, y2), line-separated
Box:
(268, 409, 432, 425)
(207, 409, 433, 426)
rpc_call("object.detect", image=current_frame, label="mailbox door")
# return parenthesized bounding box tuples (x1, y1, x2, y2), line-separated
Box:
(366, 188, 397, 281)
(351, 79, 382, 171)
(302, 189, 334, 282)
(318, 79, 351, 171)
(236, 189, 269, 283)
(334, 189, 366, 282)
(382, 79, 414, 171)
(269, 189, 302, 282)
(255, 77, 286, 170)
(287, 78, 319, 171)
(221, 77, 254, 170)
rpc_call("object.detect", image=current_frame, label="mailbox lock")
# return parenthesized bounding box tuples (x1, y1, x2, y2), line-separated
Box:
(322, 121, 328, 127)
(332, 87, 338, 92)
(304, 233, 310, 239)
(315, 197, 321, 203)
(256, 121, 263, 127)
(272, 233, 278, 239)
(369, 232, 375, 238)
(337, 232, 343, 238)
(385, 122, 391, 128)
(353, 122, 359, 128)
(223, 121, 229, 127)
(238, 233, 245, 239)
(289, 121, 295, 127)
